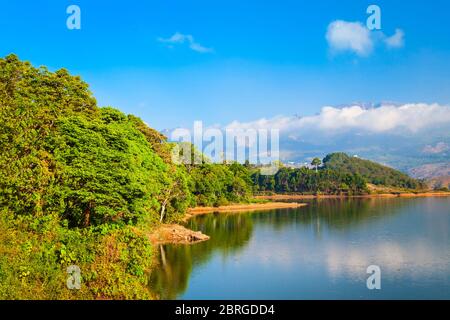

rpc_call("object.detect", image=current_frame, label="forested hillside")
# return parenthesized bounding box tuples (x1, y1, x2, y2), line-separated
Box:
(252, 167, 368, 195)
(323, 153, 425, 189)
(250, 153, 426, 194)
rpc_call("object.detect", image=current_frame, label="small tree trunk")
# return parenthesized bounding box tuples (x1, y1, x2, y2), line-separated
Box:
(159, 198, 169, 223)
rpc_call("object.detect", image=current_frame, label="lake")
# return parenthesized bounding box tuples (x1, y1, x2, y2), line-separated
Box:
(149, 197, 450, 299)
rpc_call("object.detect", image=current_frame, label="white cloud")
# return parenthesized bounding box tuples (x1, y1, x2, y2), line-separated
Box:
(326, 20, 373, 56)
(326, 20, 405, 56)
(225, 103, 450, 134)
(385, 29, 405, 48)
(157, 32, 214, 53)
(221, 103, 450, 166)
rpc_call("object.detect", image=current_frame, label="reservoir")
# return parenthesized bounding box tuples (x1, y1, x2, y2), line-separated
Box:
(150, 197, 450, 299)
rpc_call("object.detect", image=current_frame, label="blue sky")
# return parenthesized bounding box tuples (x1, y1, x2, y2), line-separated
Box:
(1, 0, 450, 130)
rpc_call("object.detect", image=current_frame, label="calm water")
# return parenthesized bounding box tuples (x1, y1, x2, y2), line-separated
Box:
(150, 197, 450, 299)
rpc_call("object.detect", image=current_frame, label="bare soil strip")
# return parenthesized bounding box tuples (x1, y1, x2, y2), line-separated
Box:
(148, 224, 210, 245)
(185, 202, 307, 217)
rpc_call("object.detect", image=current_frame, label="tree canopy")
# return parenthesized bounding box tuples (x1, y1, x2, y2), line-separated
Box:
(0, 55, 254, 227)
(323, 153, 425, 189)
(251, 166, 368, 195)
(0, 55, 191, 226)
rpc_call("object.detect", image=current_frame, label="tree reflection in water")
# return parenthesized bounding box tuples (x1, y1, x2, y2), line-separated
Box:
(149, 198, 414, 299)
(149, 213, 253, 299)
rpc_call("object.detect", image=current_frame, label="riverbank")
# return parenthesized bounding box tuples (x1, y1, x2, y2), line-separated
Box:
(256, 192, 450, 201)
(148, 224, 210, 245)
(185, 202, 306, 218)
(150, 202, 307, 245)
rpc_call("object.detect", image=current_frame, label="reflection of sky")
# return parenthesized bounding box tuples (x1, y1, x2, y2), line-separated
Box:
(325, 241, 449, 281)
(180, 198, 450, 299)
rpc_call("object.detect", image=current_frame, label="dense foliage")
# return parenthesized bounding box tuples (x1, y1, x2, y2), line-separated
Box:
(252, 166, 368, 195)
(49, 109, 177, 227)
(188, 162, 253, 206)
(0, 55, 97, 218)
(323, 153, 425, 189)
(0, 55, 197, 227)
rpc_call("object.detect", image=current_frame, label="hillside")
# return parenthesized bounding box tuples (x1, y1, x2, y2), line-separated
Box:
(408, 163, 450, 189)
(323, 153, 425, 190)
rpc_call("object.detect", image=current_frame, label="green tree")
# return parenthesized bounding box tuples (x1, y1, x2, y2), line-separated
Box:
(48, 108, 172, 226)
(311, 157, 322, 173)
(0, 55, 192, 226)
(0, 54, 97, 217)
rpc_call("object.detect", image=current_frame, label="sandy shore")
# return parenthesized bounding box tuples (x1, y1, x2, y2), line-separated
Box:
(184, 202, 307, 219)
(256, 192, 450, 201)
(149, 202, 307, 245)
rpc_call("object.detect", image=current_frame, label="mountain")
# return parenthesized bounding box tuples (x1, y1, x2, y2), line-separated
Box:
(323, 153, 424, 189)
(409, 163, 450, 189)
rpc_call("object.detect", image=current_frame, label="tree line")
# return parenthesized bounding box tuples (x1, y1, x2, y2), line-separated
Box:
(251, 166, 368, 195)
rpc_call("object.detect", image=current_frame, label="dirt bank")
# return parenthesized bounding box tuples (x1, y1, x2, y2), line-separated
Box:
(148, 224, 210, 245)
(184, 202, 307, 220)
(150, 202, 307, 245)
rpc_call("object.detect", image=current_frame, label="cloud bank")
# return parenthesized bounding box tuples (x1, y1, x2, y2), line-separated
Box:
(226, 103, 450, 135)
(224, 103, 450, 167)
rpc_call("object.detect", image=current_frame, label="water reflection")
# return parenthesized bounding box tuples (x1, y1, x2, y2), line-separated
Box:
(150, 213, 253, 299)
(149, 197, 450, 299)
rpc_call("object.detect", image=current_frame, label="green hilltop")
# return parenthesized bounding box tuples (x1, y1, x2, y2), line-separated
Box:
(323, 152, 425, 190)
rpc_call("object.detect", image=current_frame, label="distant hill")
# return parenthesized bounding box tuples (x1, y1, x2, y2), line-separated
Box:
(323, 153, 424, 189)
(409, 163, 450, 189)
(409, 163, 450, 179)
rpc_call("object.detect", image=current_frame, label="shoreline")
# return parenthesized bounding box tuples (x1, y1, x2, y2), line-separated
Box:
(148, 192, 450, 245)
(148, 224, 210, 245)
(184, 202, 307, 219)
(150, 202, 307, 245)
(255, 192, 450, 201)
